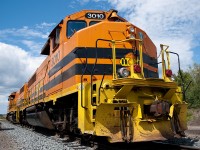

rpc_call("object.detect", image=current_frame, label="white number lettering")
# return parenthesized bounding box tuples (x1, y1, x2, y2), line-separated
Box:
(92, 14, 96, 18)
(87, 13, 92, 18)
(86, 13, 105, 19)
(97, 14, 104, 19)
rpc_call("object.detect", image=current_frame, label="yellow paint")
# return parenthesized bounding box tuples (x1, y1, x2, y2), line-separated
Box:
(174, 103, 188, 130)
(160, 44, 173, 82)
(120, 58, 132, 66)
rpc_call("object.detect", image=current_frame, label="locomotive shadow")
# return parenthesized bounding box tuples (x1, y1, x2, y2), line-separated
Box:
(0, 122, 14, 131)
(0, 127, 15, 131)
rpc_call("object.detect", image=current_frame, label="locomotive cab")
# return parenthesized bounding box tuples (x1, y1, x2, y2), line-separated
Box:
(7, 92, 19, 123)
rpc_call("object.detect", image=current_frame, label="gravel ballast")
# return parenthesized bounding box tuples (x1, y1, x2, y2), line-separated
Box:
(0, 121, 90, 150)
(0, 120, 200, 150)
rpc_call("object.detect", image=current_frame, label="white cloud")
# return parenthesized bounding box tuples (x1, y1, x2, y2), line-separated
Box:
(108, 0, 200, 72)
(35, 22, 56, 29)
(0, 42, 45, 114)
(0, 22, 55, 114)
(0, 11, 78, 113)
(0, 22, 55, 40)
(21, 40, 44, 54)
(0, 22, 55, 56)
(0, 42, 45, 87)
(0, 26, 48, 39)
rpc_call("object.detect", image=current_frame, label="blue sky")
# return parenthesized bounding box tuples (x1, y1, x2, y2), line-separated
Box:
(0, 0, 111, 54)
(0, 0, 108, 29)
(0, 0, 200, 114)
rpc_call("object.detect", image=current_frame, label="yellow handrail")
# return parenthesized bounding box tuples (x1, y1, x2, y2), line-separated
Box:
(111, 41, 117, 79)
(160, 44, 171, 81)
(111, 38, 143, 79)
(97, 38, 143, 80)
(138, 42, 144, 77)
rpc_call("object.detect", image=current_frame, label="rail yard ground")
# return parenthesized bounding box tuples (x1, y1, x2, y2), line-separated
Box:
(185, 108, 200, 148)
(0, 120, 88, 150)
(188, 109, 200, 126)
(0, 118, 199, 150)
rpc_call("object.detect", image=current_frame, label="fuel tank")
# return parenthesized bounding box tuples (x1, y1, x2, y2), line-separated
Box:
(26, 106, 54, 129)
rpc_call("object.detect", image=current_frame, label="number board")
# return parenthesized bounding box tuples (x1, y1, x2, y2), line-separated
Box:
(85, 13, 105, 20)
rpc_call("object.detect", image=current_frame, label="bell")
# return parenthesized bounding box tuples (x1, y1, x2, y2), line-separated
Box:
(110, 11, 119, 19)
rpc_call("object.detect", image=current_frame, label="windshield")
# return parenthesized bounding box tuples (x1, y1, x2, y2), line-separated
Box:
(67, 21, 87, 37)
(89, 21, 101, 26)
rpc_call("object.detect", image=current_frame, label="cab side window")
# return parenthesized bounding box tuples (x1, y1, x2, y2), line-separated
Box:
(55, 28, 60, 44)
(52, 28, 60, 49)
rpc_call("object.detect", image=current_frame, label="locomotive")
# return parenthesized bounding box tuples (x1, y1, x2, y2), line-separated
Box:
(7, 9, 188, 142)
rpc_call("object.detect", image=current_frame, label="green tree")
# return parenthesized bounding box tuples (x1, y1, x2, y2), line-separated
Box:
(173, 64, 200, 108)
(187, 64, 200, 108)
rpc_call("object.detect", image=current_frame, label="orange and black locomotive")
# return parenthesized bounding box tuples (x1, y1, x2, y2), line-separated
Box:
(7, 9, 187, 142)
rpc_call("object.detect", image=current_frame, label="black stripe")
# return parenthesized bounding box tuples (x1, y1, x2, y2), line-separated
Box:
(48, 47, 158, 77)
(45, 64, 158, 91)
(48, 52, 76, 77)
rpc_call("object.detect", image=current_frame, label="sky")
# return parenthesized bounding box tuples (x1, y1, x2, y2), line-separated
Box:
(0, 0, 200, 114)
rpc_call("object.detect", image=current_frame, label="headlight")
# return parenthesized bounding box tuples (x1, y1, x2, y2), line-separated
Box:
(126, 33, 135, 39)
(117, 67, 130, 78)
(129, 34, 135, 39)
(128, 26, 135, 33)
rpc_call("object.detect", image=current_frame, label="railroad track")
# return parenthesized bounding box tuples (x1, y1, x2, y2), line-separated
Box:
(1, 120, 200, 150)
(153, 141, 200, 150)
(96, 141, 200, 150)
(31, 125, 200, 150)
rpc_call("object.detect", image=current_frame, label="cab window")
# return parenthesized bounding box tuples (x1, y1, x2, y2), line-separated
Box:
(55, 28, 60, 44)
(67, 21, 87, 38)
(52, 28, 60, 49)
(89, 21, 101, 26)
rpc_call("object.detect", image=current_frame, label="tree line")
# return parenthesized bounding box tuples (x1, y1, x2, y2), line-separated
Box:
(173, 63, 200, 108)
